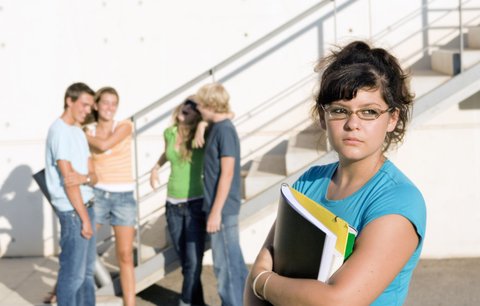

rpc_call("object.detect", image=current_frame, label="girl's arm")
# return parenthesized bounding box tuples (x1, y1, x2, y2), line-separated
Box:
(86, 121, 132, 152)
(149, 136, 168, 190)
(245, 223, 276, 306)
(193, 121, 208, 149)
(193, 111, 234, 149)
(247, 214, 419, 306)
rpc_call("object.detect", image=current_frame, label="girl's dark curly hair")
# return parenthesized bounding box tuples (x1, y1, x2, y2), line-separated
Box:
(314, 41, 415, 151)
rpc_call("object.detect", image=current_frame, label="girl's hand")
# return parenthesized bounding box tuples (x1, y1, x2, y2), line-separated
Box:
(150, 168, 160, 189)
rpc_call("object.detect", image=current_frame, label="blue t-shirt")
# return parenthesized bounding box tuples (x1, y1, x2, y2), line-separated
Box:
(203, 119, 241, 216)
(293, 160, 426, 306)
(45, 118, 94, 212)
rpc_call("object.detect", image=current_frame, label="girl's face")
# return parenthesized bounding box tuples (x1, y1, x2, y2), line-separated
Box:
(96, 93, 118, 121)
(321, 89, 398, 164)
(177, 103, 199, 124)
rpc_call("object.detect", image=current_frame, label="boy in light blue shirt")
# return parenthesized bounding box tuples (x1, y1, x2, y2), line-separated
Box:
(45, 82, 98, 306)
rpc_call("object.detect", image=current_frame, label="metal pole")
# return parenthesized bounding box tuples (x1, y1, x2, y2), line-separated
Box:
(133, 118, 142, 264)
(210, 69, 216, 83)
(459, 0, 464, 73)
(333, 0, 337, 43)
(368, 0, 372, 40)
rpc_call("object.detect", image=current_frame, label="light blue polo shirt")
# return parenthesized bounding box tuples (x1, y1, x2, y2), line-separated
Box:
(45, 118, 94, 212)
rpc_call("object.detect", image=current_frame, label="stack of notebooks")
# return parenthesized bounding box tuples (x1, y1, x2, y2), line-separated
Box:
(273, 184, 357, 282)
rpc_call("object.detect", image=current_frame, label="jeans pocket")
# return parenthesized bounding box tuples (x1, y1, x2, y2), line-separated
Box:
(58, 210, 81, 251)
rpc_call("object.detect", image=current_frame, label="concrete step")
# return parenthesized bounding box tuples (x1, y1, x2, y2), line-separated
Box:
(97, 244, 180, 296)
(98, 215, 170, 275)
(431, 48, 480, 75)
(244, 141, 287, 199)
(239, 96, 313, 161)
(136, 209, 170, 263)
(431, 49, 460, 75)
(468, 26, 480, 48)
(96, 199, 172, 297)
(285, 124, 327, 175)
(461, 48, 480, 70)
(410, 70, 452, 97)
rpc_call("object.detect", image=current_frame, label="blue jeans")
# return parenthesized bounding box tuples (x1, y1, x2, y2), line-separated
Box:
(210, 214, 248, 306)
(56, 206, 96, 306)
(166, 199, 207, 306)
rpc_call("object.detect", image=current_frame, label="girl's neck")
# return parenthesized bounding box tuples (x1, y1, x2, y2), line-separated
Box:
(97, 118, 114, 128)
(95, 118, 115, 137)
(328, 154, 386, 200)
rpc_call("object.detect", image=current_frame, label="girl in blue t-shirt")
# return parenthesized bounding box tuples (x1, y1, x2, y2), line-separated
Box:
(245, 41, 426, 305)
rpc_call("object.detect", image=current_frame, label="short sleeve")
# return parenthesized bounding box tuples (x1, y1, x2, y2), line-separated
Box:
(363, 183, 427, 245)
(164, 126, 175, 140)
(50, 127, 74, 164)
(217, 126, 238, 158)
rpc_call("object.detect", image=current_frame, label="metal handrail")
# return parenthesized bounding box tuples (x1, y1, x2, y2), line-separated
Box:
(459, 0, 464, 73)
(371, 0, 479, 69)
(131, 0, 332, 122)
(373, 0, 438, 41)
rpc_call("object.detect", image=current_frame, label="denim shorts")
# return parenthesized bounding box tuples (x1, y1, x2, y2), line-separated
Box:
(93, 188, 137, 227)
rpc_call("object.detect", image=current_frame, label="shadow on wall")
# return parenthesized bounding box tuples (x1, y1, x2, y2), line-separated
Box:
(0, 165, 56, 257)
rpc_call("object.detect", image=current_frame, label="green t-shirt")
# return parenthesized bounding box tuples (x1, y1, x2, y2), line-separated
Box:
(164, 126, 204, 199)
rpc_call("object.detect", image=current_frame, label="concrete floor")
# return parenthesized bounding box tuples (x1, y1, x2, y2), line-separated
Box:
(1, 257, 478, 305)
(135, 258, 480, 306)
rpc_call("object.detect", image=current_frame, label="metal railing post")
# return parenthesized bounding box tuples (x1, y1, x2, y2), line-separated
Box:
(133, 118, 142, 264)
(459, 0, 464, 73)
(332, 0, 337, 43)
(368, 0, 372, 40)
(210, 68, 216, 83)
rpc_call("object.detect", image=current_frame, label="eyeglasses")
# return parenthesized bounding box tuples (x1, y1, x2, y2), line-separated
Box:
(321, 104, 394, 121)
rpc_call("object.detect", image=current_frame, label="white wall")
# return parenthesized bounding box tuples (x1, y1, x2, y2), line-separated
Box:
(1, 0, 479, 258)
(390, 92, 480, 258)
(0, 0, 321, 257)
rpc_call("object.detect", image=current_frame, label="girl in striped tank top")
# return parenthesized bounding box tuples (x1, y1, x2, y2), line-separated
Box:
(86, 87, 137, 306)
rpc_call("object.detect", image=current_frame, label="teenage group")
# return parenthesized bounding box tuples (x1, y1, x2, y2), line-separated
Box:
(45, 81, 248, 306)
(44, 39, 426, 306)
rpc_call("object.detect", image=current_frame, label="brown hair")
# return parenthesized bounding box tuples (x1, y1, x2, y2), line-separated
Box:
(85, 86, 120, 124)
(313, 41, 414, 151)
(63, 82, 95, 110)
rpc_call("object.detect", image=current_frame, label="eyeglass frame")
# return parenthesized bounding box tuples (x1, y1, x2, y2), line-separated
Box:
(320, 104, 395, 121)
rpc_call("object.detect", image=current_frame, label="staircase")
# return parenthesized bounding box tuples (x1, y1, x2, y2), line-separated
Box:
(96, 0, 480, 297)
